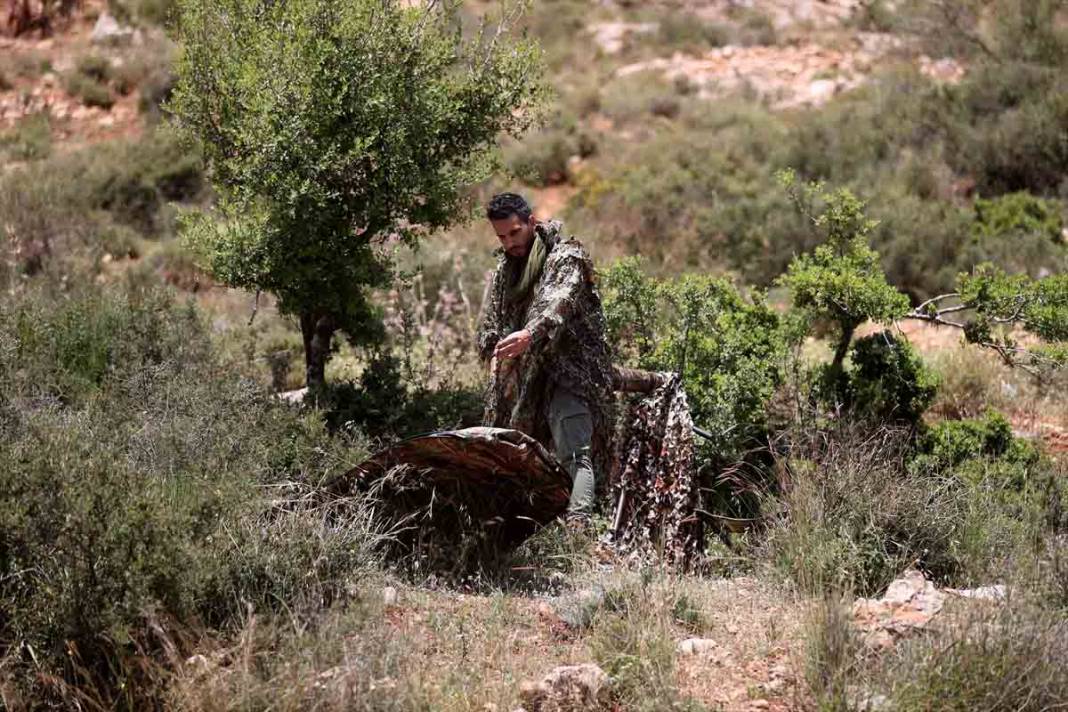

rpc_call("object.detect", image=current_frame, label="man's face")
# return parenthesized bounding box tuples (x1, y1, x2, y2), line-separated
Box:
(491, 214, 536, 258)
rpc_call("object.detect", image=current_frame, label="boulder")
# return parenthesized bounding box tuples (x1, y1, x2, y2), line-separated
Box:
(91, 13, 135, 46)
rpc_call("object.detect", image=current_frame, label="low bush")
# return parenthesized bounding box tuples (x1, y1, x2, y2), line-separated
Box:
(0, 111, 51, 161)
(761, 423, 1043, 594)
(64, 70, 115, 108)
(915, 410, 1027, 467)
(834, 331, 939, 426)
(64, 55, 116, 109)
(316, 352, 482, 440)
(0, 284, 378, 705)
(885, 603, 1068, 710)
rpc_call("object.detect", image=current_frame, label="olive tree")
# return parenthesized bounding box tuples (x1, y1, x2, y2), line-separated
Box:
(171, 0, 545, 388)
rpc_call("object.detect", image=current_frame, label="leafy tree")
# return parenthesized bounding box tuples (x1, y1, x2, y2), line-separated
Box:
(779, 170, 1068, 415)
(172, 0, 546, 387)
(776, 169, 909, 377)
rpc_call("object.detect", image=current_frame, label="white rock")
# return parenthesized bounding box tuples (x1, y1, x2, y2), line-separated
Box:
(382, 585, 398, 606)
(277, 387, 308, 404)
(91, 12, 136, 46)
(676, 637, 719, 655)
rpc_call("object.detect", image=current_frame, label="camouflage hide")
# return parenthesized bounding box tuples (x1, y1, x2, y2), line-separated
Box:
(477, 221, 615, 474)
(611, 374, 702, 565)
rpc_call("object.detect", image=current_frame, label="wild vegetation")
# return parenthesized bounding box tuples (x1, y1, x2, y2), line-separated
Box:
(2, 0, 1068, 708)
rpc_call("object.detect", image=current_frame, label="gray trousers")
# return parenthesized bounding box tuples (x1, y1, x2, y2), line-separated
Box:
(548, 387, 596, 516)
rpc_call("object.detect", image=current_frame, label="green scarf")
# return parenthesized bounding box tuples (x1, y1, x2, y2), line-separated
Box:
(505, 231, 548, 305)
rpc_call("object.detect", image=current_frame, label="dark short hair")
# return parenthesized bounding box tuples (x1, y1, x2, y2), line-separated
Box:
(486, 192, 532, 222)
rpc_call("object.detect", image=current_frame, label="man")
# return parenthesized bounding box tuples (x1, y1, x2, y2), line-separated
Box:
(477, 192, 615, 522)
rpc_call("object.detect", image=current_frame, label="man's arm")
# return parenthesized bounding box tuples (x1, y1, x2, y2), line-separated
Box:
(477, 263, 506, 362)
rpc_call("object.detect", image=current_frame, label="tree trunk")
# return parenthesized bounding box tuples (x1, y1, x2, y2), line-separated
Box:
(831, 321, 856, 375)
(300, 312, 336, 390)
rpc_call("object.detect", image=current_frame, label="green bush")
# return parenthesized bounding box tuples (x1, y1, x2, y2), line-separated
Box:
(317, 352, 483, 440)
(0, 285, 379, 704)
(602, 258, 785, 463)
(0, 112, 51, 161)
(64, 71, 116, 109)
(839, 331, 939, 426)
(973, 191, 1064, 243)
(762, 424, 1041, 594)
(64, 55, 116, 109)
(911, 410, 1042, 489)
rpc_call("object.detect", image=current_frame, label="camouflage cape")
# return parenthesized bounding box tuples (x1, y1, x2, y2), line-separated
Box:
(611, 375, 702, 566)
(477, 220, 615, 477)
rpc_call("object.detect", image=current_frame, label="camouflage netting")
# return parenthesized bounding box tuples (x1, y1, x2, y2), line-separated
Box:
(609, 374, 702, 566)
(333, 373, 705, 571)
(329, 427, 571, 572)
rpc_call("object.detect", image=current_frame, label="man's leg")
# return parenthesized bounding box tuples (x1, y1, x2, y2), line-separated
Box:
(548, 388, 596, 518)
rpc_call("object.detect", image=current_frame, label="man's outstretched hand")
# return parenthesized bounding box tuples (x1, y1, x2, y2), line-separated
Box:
(495, 329, 532, 359)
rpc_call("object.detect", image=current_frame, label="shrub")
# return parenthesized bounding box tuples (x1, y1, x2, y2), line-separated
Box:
(316, 352, 483, 440)
(602, 259, 785, 463)
(973, 191, 1064, 244)
(839, 331, 939, 426)
(0, 285, 379, 704)
(64, 71, 115, 108)
(0, 111, 51, 161)
(911, 410, 1041, 483)
(64, 55, 116, 109)
(761, 423, 1041, 594)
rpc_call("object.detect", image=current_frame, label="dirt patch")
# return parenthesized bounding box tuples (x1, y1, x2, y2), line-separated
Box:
(0, 0, 143, 149)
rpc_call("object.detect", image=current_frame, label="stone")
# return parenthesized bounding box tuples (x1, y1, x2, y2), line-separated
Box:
(519, 664, 610, 712)
(382, 586, 399, 606)
(277, 387, 308, 404)
(91, 13, 136, 46)
(945, 584, 1007, 601)
(676, 638, 719, 655)
(852, 570, 946, 648)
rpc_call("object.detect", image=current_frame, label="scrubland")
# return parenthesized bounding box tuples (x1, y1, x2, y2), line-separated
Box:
(2, 1, 1068, 709)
